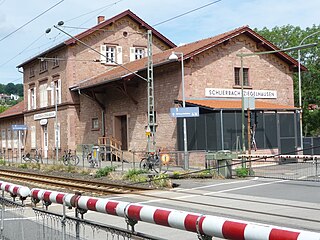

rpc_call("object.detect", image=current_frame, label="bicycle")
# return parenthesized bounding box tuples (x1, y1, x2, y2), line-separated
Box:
(22, 148, 42, 163)
(139, 150, 169, 173)
(62, 149, 80, 166)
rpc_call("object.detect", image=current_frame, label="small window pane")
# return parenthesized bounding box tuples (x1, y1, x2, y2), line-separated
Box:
(92, 118, 99, 129)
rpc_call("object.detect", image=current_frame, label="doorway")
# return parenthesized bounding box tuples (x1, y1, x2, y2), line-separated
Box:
(114, 115, 128, 150)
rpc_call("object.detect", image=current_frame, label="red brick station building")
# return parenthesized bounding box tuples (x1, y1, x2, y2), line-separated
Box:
(0, 10, 304, 165)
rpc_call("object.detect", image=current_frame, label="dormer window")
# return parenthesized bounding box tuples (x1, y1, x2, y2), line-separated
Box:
(53, 56, 59, 68)
(29, 66, 35, 77)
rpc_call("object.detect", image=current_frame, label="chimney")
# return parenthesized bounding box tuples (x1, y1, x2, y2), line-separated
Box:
(97, 16, 105, 24)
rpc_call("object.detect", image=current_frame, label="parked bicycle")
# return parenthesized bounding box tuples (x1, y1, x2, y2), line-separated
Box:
(22, 148, 42, 164)
(62, 149, 79, 166)
(139, 150, 169, 173)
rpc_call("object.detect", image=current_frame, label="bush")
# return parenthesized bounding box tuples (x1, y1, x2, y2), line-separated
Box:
(153, 174, 171, 188)
(18, 163, 28, 169)
(123, 168, 148, 180)
(0, 159, 6, 166)
(235, 167, 249, 178)
(95, 166, 116, 178)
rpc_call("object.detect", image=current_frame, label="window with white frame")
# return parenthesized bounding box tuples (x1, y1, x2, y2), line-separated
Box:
(100, 45, 122, 64)
(39, 82, 48, 108)
(31, 126, 36, 149)
(1, 129, 6, 148)
(28, 86, 36, 110)
(130, 47, 147, 61)
(7, 129, 11, 149)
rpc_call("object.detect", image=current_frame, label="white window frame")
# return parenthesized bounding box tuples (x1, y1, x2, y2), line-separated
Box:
(31, 126, 36, 149)
(28, 87, 36, 110)
(40, 60, 48, 72)
(130, 47, 147, 62)
(39, 82, 48, 108)
(100, 45, 122, 64)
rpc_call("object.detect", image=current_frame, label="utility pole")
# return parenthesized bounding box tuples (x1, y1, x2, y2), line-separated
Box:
(147, 30, 155, 153)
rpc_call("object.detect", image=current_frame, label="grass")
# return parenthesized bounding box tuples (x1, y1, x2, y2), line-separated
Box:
(235, 167, 249, 178)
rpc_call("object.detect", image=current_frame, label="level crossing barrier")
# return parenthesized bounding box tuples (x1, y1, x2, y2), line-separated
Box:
(1, 181, 320, 240)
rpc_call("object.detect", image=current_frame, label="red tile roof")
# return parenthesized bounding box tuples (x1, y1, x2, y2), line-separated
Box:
(0, 101, 24, 119)
(186, 99, 297, 110)
(75, 26, 306, 90)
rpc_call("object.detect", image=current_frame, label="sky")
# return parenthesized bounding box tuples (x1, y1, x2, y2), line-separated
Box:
(0, 0, 319, 85)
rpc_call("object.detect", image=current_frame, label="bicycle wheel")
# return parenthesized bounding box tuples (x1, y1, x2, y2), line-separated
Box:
(139, 158, 149, 171)
(62, 156, 69, 166)
(153, 158, 168, 174)
(71, 155, 80, 166)
(22, 153, 31, 162)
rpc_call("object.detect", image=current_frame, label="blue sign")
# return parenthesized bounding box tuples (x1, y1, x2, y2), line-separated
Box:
(12, 125, 27, 131)
(170, 107, 199, 118)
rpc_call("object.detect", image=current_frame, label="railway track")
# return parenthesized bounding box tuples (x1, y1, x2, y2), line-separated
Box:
(0, 168, 150, 195)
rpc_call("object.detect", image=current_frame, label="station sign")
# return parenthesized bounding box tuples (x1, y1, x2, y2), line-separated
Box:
(170, 107, 199, 118)
(34, 111, 56, 120)
(12, 125, 27, 131)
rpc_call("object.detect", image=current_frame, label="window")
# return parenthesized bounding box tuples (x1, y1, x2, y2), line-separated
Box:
(28, 87, 36, 110)
(7, 129, 11, 149)
(40, 60, 48, 72)
(234, 67, 249, 86)
(130, 47, 147, 61)
(92, 118, 99, 130)
(1, 129, 6, 148)
(31, 126, 36, 149)
(53, 56, 59, 68)
(49, 79, 62, 105)
(100, 45, 122, 64)
(29, 66, 35, 77)
(13, 130, 18, 149)
(39, 82, 48, 108)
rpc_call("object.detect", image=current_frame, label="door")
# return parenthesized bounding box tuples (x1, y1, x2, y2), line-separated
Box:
(43, 125, 48, 158)
(114, 115, 128, 150)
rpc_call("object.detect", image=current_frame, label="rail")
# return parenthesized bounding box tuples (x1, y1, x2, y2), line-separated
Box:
(0, 180, 319, 240)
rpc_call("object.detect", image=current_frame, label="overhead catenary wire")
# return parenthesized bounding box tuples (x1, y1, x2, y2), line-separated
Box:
(0, 0, 64, 43)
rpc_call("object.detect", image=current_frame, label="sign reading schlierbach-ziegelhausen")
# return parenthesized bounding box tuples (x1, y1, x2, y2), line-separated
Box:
(205, 88, 277, 99)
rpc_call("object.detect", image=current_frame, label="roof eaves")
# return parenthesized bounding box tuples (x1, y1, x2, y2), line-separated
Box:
(64, 10, 176, 48)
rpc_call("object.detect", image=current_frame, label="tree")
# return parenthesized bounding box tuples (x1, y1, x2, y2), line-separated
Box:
(255, 25, 320, 137)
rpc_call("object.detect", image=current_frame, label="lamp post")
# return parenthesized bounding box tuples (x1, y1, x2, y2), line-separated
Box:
(298, 31, 320, 152)
(168, 52, 188, 170)
(47, 85, 58, 164)
(237, 43, 317, 156)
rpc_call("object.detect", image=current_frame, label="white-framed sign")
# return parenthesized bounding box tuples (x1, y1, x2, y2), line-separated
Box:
(205, 88, 277, 99)
(34, 111, 56, 120)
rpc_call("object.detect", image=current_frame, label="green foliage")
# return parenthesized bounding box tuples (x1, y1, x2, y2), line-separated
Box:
(95, 166, 116, 178)
(235, 167, 249, 178)
(0, 105, 9, 114)
(153, 174, 171, 188)
(123, 168, 148, 180)
(0, 159, 6, 166)
(18, 163, 28, 169)
(256, 25, 320, 136)
(0, 83, 23, 96)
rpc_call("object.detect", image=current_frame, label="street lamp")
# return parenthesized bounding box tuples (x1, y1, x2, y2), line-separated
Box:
(168, 52, 188, 170)
(47, 84, 58, 164)
(237, 43, 317, 156)
(298, 31, 320, 152)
